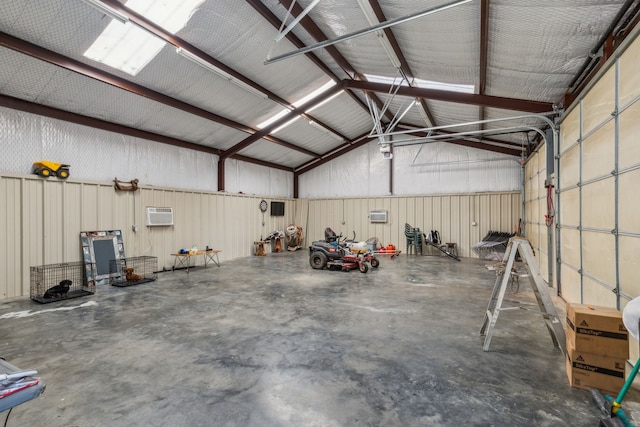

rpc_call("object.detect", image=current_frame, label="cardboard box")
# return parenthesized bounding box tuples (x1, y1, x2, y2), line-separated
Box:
(566, 303, 628, 359)
(566, 344, 626, 395)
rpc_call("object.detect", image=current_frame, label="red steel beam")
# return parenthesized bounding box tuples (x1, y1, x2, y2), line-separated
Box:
(344, 80, 553, 113)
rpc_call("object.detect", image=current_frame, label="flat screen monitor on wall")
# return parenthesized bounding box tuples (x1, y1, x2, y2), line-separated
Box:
(271, 201, 285, 216)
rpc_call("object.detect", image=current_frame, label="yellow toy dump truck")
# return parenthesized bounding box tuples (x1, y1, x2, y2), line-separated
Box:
(32, 161, 70, 179)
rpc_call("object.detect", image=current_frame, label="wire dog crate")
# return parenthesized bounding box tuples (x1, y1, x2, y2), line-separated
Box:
(109, 256, 158, 287)
(30, 261, 95, 304)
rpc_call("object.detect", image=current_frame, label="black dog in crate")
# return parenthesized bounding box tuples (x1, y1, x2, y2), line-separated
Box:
(43, 280, 72, 299)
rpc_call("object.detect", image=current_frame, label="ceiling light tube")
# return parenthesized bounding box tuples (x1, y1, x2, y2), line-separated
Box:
(417, 101, 433, 127)
(177, 47, 219, 72)
(177, 47, 267, 99)
(305, 90, 343, 113)
(229, 78, 269, 100)
(309, 121, 344, 141)
(80, 0, 129, 23)
(378, 35, 402, 69)
(356, 0, 401, 69)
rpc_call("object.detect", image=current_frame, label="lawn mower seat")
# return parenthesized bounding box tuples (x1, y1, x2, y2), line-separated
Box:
(324, 227, 338, 243)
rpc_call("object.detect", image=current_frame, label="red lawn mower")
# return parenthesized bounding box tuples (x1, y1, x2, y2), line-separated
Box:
(308, 228, 379, 273)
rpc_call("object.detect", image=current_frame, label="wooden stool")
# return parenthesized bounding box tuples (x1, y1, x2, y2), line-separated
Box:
(254, 241, 267, 256)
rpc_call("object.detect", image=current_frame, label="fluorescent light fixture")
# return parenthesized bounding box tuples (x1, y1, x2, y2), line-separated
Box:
(355, 0, 401, 69)
(231, 78, 269, 100)
(295, 80, 336, 107)
(272, 117, 300, 134)
(309, 120, 344, 141)
(258, 79, 336, 130)
(176, 47, 267, 99)
(80, 0, 129, 23)
(305, 90, 344, 113)
(257, 110, 289, 129)
(416, 99, 433, 127)
(176, 47, 215, 71)
(377, 33, 402, 69)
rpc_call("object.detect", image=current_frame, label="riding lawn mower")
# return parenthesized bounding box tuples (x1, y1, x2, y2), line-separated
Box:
(308, 228, 379, 273)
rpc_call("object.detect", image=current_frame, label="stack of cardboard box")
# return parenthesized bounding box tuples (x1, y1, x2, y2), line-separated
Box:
(566, 303, 629, 395)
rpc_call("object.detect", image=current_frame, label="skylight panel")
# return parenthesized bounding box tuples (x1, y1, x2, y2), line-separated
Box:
(364, 74, 475, 94)
(83, 0, 204, 76)
(126, 0, 204, 33)
(84, 21, 164, 76)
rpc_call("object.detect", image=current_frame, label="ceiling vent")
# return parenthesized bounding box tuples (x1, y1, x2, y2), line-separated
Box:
(146, 207, 174, 226)
(369, 210, 388, 223)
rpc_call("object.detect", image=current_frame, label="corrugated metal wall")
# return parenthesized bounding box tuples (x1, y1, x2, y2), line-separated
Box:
(304, 192, 521, 258)
(299, 140, 523, 198)
(0, 172, 520, 300)
(0, 173, 295, 300)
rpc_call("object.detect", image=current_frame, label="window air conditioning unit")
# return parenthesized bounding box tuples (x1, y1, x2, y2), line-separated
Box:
(146, 207, 174, 226)
(369, 210, 388, 223)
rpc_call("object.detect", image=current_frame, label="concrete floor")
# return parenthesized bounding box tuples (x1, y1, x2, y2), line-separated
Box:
(1, 251, 638, 426)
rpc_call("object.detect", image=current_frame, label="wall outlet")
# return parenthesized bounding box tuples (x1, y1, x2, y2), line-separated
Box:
(132, 225, 139, 232)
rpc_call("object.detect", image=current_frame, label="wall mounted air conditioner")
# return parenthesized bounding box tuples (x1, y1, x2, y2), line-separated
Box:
(369, 210, 388, 223)
(146, 207, 174, 226)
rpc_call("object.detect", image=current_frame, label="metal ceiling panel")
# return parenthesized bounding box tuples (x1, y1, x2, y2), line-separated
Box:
(0, 0, 637, 174)
(237, 138, 314, 167)
(267, 116, 343, 155)
(135, 45, 275, 129)
(0, 48, 246, 150)
(260, 0, 356, 79)
(295, 0, 403, 77)
(424, 99, 481, 132)
(182, 1, 330, 104)
(1, 0, 117, 71)
(298, 91, 372, 139)
(285, 0, 479, 84)
(382, 0, 480, 85)
(487, 0, 626, 102)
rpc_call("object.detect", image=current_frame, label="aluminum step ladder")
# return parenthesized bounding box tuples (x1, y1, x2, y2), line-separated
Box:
(480, 237, 566, 353)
